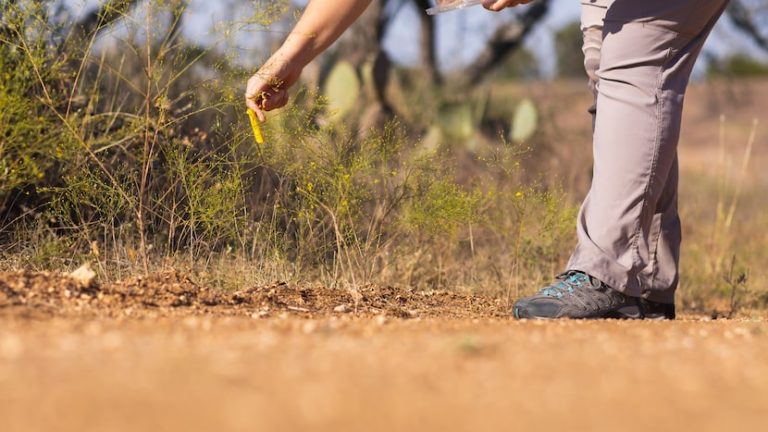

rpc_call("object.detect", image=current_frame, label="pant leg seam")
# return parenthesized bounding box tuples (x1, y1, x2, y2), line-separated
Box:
(629, 47, 673, 278)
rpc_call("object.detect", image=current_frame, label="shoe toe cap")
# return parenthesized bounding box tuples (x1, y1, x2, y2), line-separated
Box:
(513, 297, 564, 319)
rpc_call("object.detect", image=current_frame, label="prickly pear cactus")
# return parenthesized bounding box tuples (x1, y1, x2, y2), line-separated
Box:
(510, 98, 538, 144)
(322, 61, 360, 121)
(437, 102, 475, 141)
(418, 125, 443, 156)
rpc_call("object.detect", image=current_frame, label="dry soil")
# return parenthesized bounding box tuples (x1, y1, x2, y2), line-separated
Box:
(1, 270, 766, 432)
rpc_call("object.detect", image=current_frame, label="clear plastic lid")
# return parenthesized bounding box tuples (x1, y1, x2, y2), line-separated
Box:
(426, 0, 484, 15)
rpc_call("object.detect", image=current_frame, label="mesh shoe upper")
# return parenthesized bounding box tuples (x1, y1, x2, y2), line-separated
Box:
(514, 271, 634, 319)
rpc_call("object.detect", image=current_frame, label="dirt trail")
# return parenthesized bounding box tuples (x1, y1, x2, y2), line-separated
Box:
(1, 271, 766, 432)
(0, 269, 506, 319)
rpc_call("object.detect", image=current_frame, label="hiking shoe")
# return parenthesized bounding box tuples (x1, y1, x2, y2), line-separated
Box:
(513, 271, 674, 320)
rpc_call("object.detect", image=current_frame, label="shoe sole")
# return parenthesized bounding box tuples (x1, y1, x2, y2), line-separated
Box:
(513, 304, 675, 320)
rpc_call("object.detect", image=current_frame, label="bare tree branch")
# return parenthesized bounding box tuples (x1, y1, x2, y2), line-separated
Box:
(460, 0, 550, 86)
(72, 0, 141, 41)
(727, 0, 768, 52)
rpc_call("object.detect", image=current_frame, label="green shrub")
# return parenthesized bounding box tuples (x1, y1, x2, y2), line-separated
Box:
(1, 1, 579, 297)
(0, 10, 78, 210)
(707, 54, 768, 78)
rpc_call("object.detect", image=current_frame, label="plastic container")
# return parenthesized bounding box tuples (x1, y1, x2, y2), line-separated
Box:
(426, 0, 484, 15)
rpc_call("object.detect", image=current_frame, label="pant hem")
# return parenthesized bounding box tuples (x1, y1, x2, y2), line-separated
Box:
(566, 261, 642, 298)
(642, 290, 676, 304)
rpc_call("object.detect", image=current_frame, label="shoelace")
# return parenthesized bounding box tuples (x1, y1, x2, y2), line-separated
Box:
(539, 272, 590, 298)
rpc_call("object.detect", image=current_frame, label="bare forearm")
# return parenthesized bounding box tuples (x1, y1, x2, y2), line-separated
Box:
(245, 0, 373, 118)
(278, 0, 374, 67)
(246, 0, 534, 118)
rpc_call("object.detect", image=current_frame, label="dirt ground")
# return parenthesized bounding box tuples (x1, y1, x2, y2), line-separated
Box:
(1, 270, 767, 432)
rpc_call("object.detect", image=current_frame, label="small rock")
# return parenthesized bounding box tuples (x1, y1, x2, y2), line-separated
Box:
(333, 304, 348, 313)
(375, 315, 388, 326)
(69, 263, 96, 287)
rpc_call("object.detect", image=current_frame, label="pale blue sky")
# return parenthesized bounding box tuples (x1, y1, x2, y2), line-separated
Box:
(67, 0, 767, 78)
(382, 0, 583, 74)
(379, 0, 767, 77)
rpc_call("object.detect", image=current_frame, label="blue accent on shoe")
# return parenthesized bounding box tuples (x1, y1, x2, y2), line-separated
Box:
(539, 271, 590, 298)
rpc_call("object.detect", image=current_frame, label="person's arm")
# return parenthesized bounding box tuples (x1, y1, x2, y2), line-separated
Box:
(245, 0, 534, 120)
(245, 0, 374, 121)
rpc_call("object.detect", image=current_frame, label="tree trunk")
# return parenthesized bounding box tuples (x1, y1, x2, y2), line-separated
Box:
(336, 0, 387, 66)
(413, 0, 442, 84)
(334, 0, 395, 132)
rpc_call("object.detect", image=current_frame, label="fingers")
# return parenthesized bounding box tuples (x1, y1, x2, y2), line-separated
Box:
(482, 0, 509, 12)
(262, 89, 289, 111)
(245, 94, 265, 122)
(482, 0, 529, 12)
(245, 73, 289, 122)
(244, 75, 266, 121)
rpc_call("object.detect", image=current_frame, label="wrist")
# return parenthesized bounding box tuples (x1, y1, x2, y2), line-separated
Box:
(278, 32, 319, 70)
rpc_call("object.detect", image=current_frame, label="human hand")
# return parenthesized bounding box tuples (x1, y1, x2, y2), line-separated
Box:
(481, 0, 534, 12)
(245, 53, 303, 122)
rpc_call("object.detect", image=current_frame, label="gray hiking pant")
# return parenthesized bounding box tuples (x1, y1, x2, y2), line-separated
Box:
(567, 0, 729, 303)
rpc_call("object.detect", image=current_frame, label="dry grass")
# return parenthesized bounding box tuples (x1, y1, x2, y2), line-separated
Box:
(1, 2, 766, 313)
